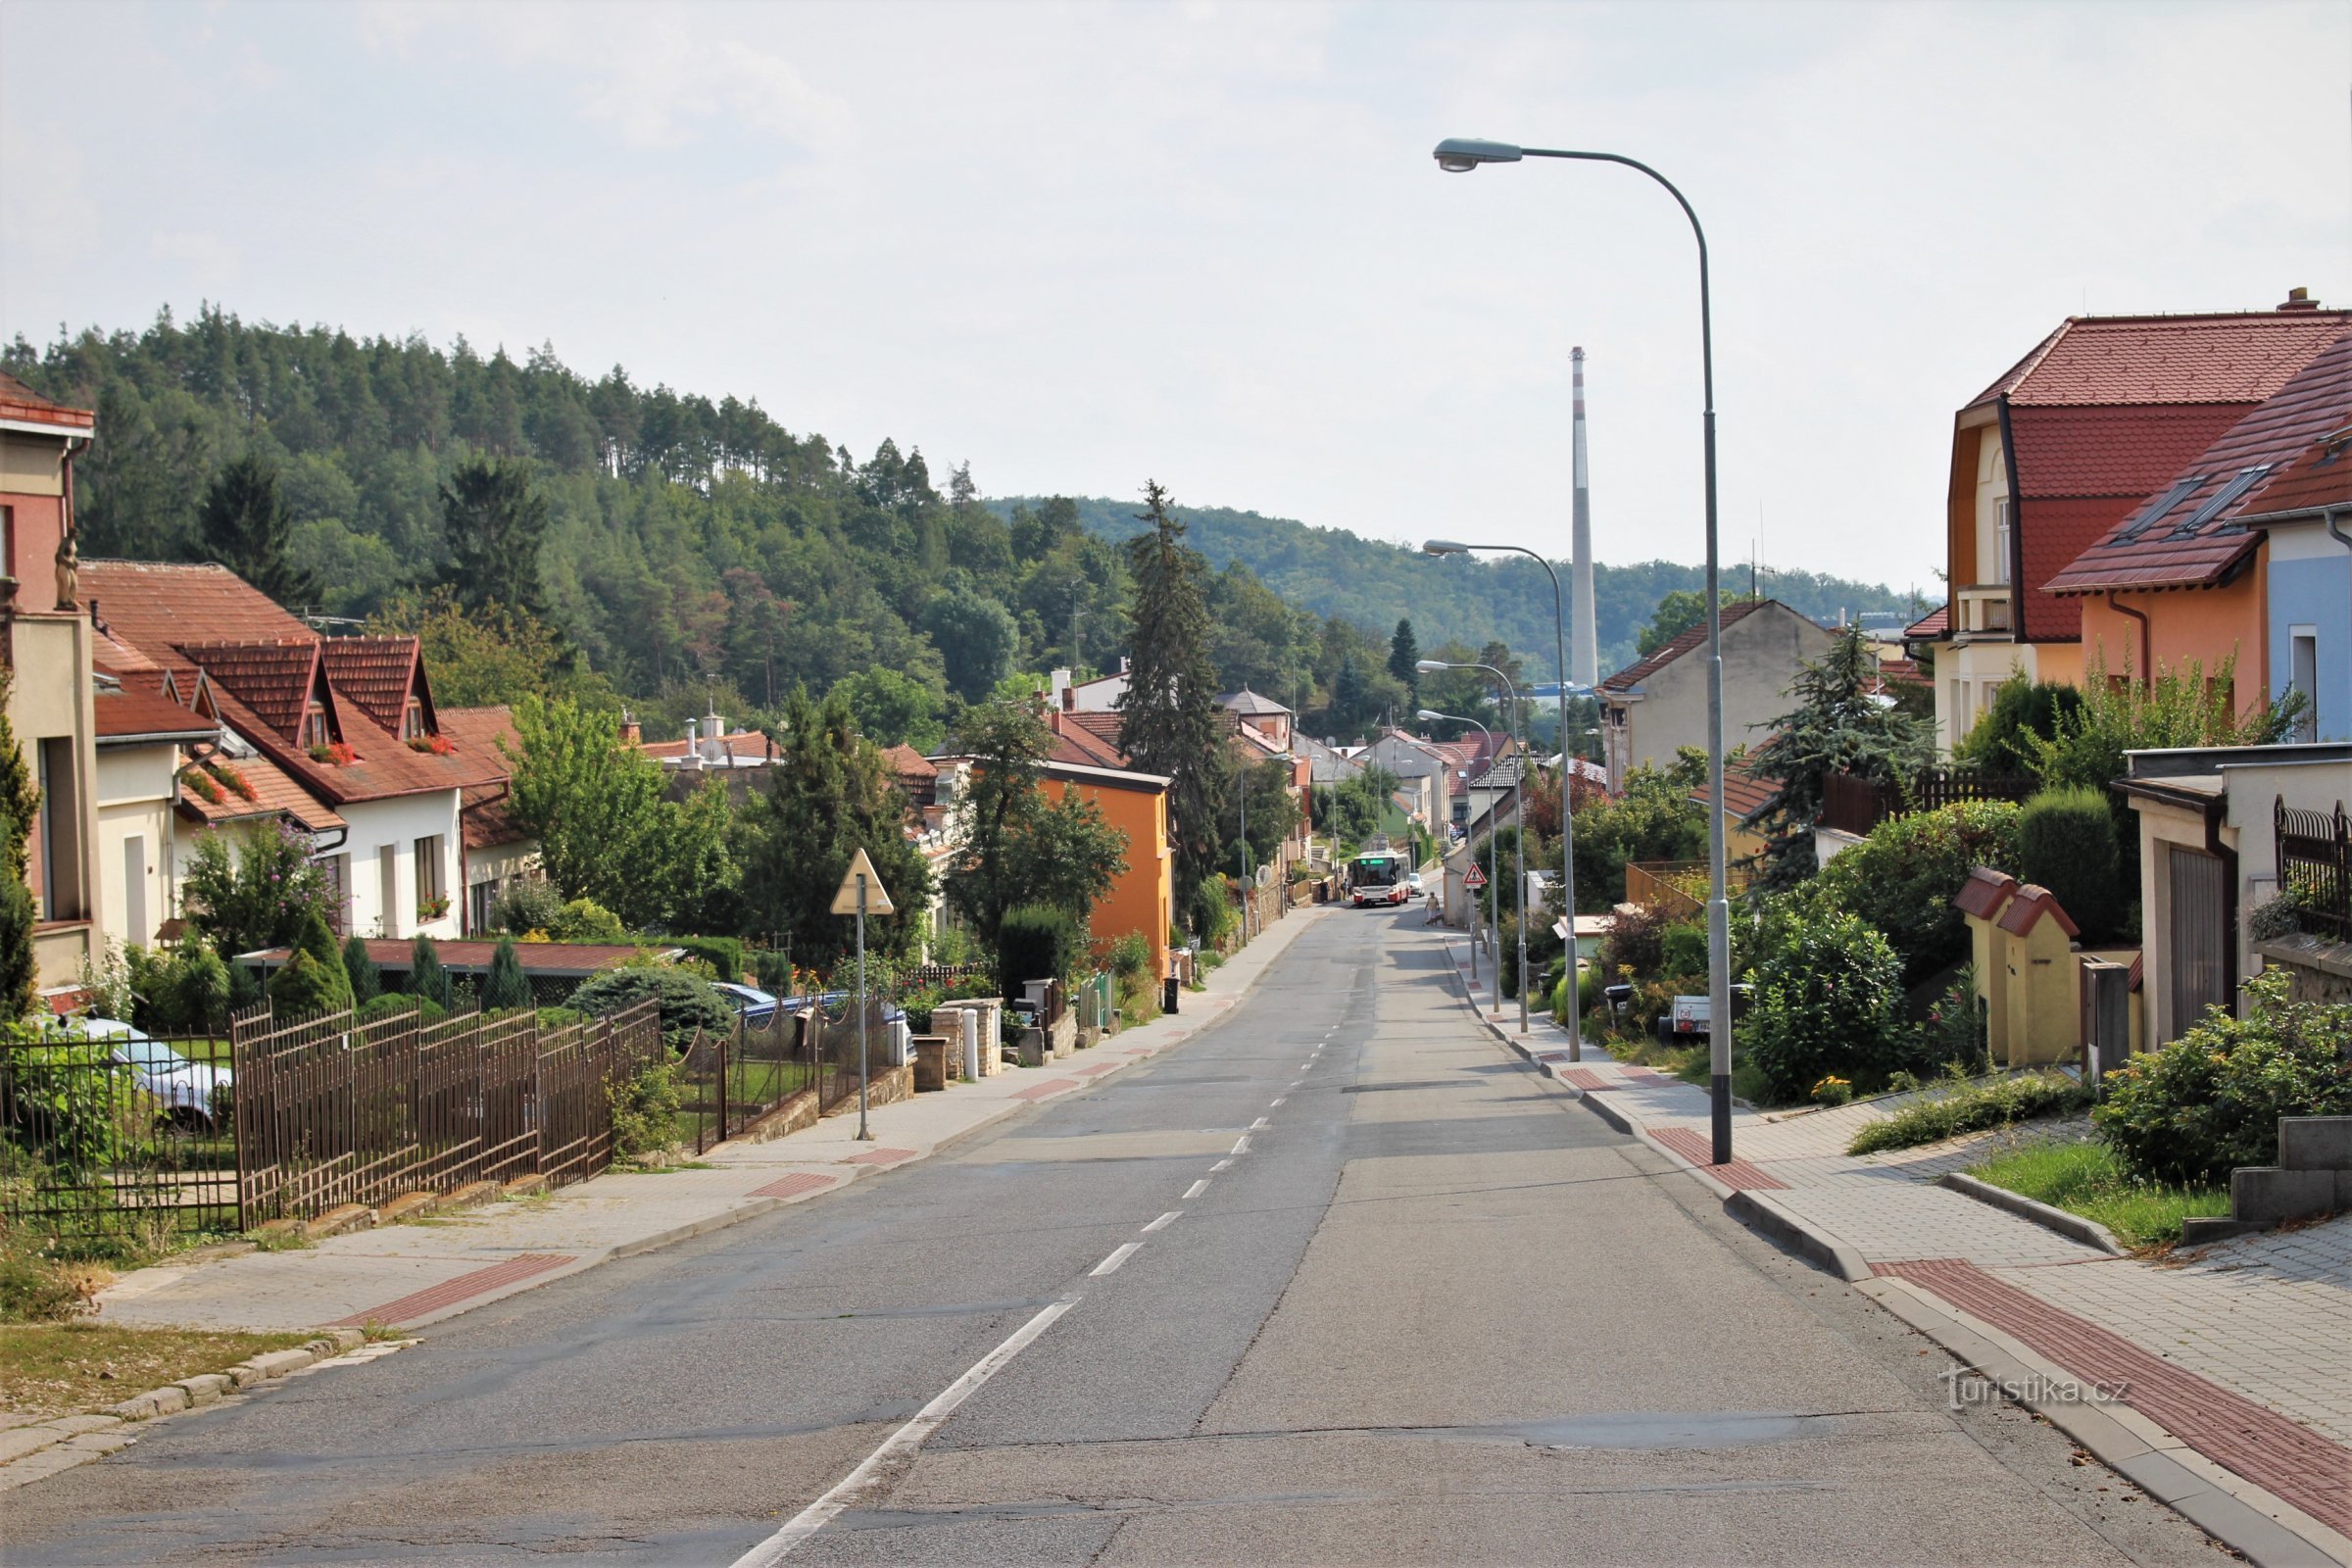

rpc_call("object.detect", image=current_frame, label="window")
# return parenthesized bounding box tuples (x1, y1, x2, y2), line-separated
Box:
(34, 737, 83, 920)
(299, 703, 329, 750)
(1991, 499, 2013, 585)
(122, 836, 149, 947)
(378, 846, 398, 936)
(401, 698, 425, 742)
(318, 854, 349, 935)
(414, 835, 446, 920)
(0, 505, 13, 581)
(2288, 628, 2318, 742)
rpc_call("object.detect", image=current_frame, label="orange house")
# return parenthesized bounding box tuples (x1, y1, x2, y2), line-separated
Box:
(1038, 760, 1175, 981)
(2046, 331, 2352, 710)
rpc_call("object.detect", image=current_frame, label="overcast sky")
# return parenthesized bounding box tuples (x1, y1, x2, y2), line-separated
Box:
(3, 1, 2345, 596)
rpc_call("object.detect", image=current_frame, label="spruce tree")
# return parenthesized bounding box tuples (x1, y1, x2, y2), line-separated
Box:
(197, 453, 317, 605)
(1387, 618, 1420, 704)
(439, 457, 551, 620)
(409, 932, 448, 1009)
(1117, 481, 1232, 918)
(1747, 626, 1932, 893)
(0, 673, 40, 1019)
(481, 933, 532, 1014)
(342, 934, 381, 1004)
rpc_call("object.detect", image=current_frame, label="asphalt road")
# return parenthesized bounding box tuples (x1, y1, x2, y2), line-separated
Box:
(3, 908, 2226, 1565)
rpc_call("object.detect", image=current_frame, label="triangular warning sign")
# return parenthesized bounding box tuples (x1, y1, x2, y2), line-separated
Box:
(830, 848, 896, 915)
(1463, 864, 1488, 889)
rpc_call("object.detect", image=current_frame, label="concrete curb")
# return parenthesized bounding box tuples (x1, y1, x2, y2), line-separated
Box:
(0, 1328, 395, 1494)
(1937, 1170, 2130, 1257)
(1725, 1189, 1874, 1282)
(1860, 1278, 2352, 1568)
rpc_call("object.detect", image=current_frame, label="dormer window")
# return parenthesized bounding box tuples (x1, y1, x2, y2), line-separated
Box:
(401, 697, 425, 742)
(299, 702, 329, 750)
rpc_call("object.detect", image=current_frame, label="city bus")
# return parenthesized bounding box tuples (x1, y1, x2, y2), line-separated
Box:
(1348, 843, 1414, 907)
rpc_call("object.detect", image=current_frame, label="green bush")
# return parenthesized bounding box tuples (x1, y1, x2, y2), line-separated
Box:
(267, 952, 347, 1018)
(0, 872, 35, 1020)
(567, 964, 735, 1053)
(481, 934, 533, 1013)
(1658, 919, 1707, 981)
(1598, 902, 1669, 986)
(2018, 786, 2122, 942)
(751, 949, 795, 992)
(669, 935, 744, 983)
(536, 1005, 588, 1030)
(1107, 931, 1151, 981)
(2094, 971, 2352, 1187)
(289, 908, 353, 1013)
(342, 935, 381, 1005)
(1807, 800, 2023, 988)
(998, 904, 1082, 998)
(1740, 906, 1908, 1102)
(1915, 966, 1987, 1075)
(1189, 877, 1232, 946)
(357, 991, 442, 1026)
(492, 877, 565, 936)
(607, 1055, 682, 1161)
(1846, 1072, 2091, 1154)
(1953, 675, 2084, 773)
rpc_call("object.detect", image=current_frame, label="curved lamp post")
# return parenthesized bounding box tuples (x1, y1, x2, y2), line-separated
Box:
(1427, 539, 1590, 1058)
(1433, 135, 1733, 1163)
(1417, 707, 1500, 1012)
(1420, 660, 1524, 1029)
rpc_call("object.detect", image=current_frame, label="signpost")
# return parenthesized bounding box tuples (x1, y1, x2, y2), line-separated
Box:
(1461, 863, 1487, 986)
(831, 848, 896, 1142)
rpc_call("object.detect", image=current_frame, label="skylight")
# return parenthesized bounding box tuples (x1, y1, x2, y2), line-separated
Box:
(2114, 474, 2203, 542)
(2168, 466, 2272, 538)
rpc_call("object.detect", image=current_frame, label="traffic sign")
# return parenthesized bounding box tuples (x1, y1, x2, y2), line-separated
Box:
(829, 848, 896, 915)
(1463, 864, 1488, 890)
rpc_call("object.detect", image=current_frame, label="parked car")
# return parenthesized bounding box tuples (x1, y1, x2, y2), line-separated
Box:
(1406, 873, 1426, 895)
(711, 982, 782, 1026)
(76, 1018, 232, 1133)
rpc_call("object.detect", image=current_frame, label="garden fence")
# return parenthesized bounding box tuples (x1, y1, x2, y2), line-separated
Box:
(2276, 796, 2350, 943)
(1819, 768, 2036, 838)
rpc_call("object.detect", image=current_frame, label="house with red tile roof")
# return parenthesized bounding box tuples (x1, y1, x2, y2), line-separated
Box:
(1595, 599, 1832, 795)
(79, 561, 478, 945)
(1, 370, 104, 996)
(1920, 291, 2351, 752)
(435, 704, 546, 933)
(2045, 330, 2352, 728)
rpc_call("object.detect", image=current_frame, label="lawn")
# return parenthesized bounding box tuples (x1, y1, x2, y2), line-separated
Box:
(1846, 1072, 2091, 1155)
(1968, 1139, 2230, 1249)
(0, 1323, 318, 1425)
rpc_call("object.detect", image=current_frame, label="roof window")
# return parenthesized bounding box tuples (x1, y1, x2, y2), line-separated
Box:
(2168, 465, 2272, 538)
(2113, 475, 2203, 542)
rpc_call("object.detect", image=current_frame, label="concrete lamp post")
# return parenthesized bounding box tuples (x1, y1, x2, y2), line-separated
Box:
(1417, 707, 1501, 1014)
(1426, 538, 1590, 1058)
(1419, 660, 1524, 1029)
(1433, 135, 1734, 1162)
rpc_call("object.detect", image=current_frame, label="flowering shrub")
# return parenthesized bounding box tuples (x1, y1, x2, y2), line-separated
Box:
(2094, 971, 2352, 1187)
(1812, 1076, 1853, 1106)
(214, 763, 258, 802)
(407, 734, 458, 756)
(416, 894, 451, 922)
(183, 769, 222, 805)
(308, 742, 358, 766)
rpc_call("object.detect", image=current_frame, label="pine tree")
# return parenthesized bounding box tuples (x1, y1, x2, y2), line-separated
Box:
(197, 453, 317, 606)
(409, 932, 448, 1009)
(1387, 618, 1420, 703)
(342, 934, 381, 1005)
(439, 457, 551, 620)
(1747, 626, 1932, 893)
(1117, 481, 1233, 918)
(481, 933, 532, 1013)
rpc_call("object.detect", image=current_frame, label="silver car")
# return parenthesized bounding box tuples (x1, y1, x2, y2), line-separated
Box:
(78, 1018, 233, 1133)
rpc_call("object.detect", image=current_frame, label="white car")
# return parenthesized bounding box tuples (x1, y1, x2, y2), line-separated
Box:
(1406, 873, 1426, 895)
(77, 1018, 233, 1133)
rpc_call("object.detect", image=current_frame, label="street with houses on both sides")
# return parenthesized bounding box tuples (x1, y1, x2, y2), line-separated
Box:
(10, 900, 2322, 1568)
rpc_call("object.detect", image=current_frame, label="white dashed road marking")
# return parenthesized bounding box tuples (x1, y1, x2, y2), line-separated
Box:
(1143, 1211, 1180, 1233)
(1090, 1243, 1142, 1277)
(1183, 1179, 1209, 1200)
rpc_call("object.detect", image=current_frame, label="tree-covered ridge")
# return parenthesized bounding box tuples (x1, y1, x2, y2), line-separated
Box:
(992, 495, 1926, 679)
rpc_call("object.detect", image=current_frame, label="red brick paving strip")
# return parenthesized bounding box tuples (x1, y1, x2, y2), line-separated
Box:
(1879, 1258, 2352, 1537)
(749, 1171, 838, 1200)
(1010, 1078, 1081, 1101)
(1073, 1061, 1119, 1077)
(839, 1146, 917, 1166)
(1560, 1068, 1619, 1092)
(333, 1253, 575, 1328)
(1648, 1127, 1790, 1191)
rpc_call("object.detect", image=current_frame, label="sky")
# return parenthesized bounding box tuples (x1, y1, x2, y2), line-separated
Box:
(2, 1, 2345, 597)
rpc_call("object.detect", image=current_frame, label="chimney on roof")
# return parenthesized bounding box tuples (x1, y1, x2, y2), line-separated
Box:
(2279, 286, 2320, 312)
(681, 717, 703, 770)
(619, 708, 641, 747)
(702, 710, 726, 764)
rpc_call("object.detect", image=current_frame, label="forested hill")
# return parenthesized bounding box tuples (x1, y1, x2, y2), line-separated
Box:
(991, 496, 1923, 679)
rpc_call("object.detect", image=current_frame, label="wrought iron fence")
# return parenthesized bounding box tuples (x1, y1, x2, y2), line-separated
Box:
(0, 1029, 239, 1245)
(2277, 797, 2351, 943)
(671, 975, 909, 1154)
(0, 999, 662, 1243)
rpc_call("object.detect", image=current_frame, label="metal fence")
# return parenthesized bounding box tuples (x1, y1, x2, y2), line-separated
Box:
(1819, 768, 2037, 838)
(2277, 797, 2350, 943)
(671, 982, 907, 1155)
(1625, 859, 1756, 919)
(1, 1000, 662, 1243)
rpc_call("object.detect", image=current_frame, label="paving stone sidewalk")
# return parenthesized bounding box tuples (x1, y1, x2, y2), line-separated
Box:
(1437, 930, 2352, 1567)
(89, 906, 1331, 1339)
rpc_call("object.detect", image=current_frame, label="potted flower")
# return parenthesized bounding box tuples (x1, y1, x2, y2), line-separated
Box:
(416, 894, 451, 922)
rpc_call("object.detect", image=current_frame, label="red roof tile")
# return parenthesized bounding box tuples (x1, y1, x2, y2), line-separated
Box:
(174, 640, 324, 738)
(1952, 867, 2019, 921)
(1600, 598, 1775, 692)
(2008, 404, 2252, 499)
(320, 637, 424, 734)
(1048, 710, 1130, 768)
(2049, 333, 2352, 595)
(81, 562, 313, 670)
(1973, 311, 2352, 408)
(436, 705, 521, 788)
(1691, 751, 1780, 822)
(1996, 883, 2080, 940)
(0, 369, 94, 431)
(882, 743, 937, 779)
(177, 754, 348, 833)
(1904, 605, 1948, 639)
(92, 690, 216, 743)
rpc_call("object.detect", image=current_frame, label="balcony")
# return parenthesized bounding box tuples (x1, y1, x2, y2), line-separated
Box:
(1951, 584, 2015, 643)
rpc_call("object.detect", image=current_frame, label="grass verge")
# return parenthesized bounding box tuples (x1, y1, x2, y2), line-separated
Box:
(0, 1323, 317, 1426)
(1846, 1072, 2090, 1155)
(1967, 1139, 2230, 1249)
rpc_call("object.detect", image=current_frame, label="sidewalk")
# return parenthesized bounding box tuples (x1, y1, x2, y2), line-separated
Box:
(91, 906, 1332, 1340)
(1436, 930, 2352, 1568)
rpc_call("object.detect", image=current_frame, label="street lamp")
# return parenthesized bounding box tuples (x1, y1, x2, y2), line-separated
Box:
(1433, 135, 1734, 1163)
(1426, 538, 1589, 1058)
(1420, 658, 1524, 1029)
(1418, 707, 1500, 1015)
